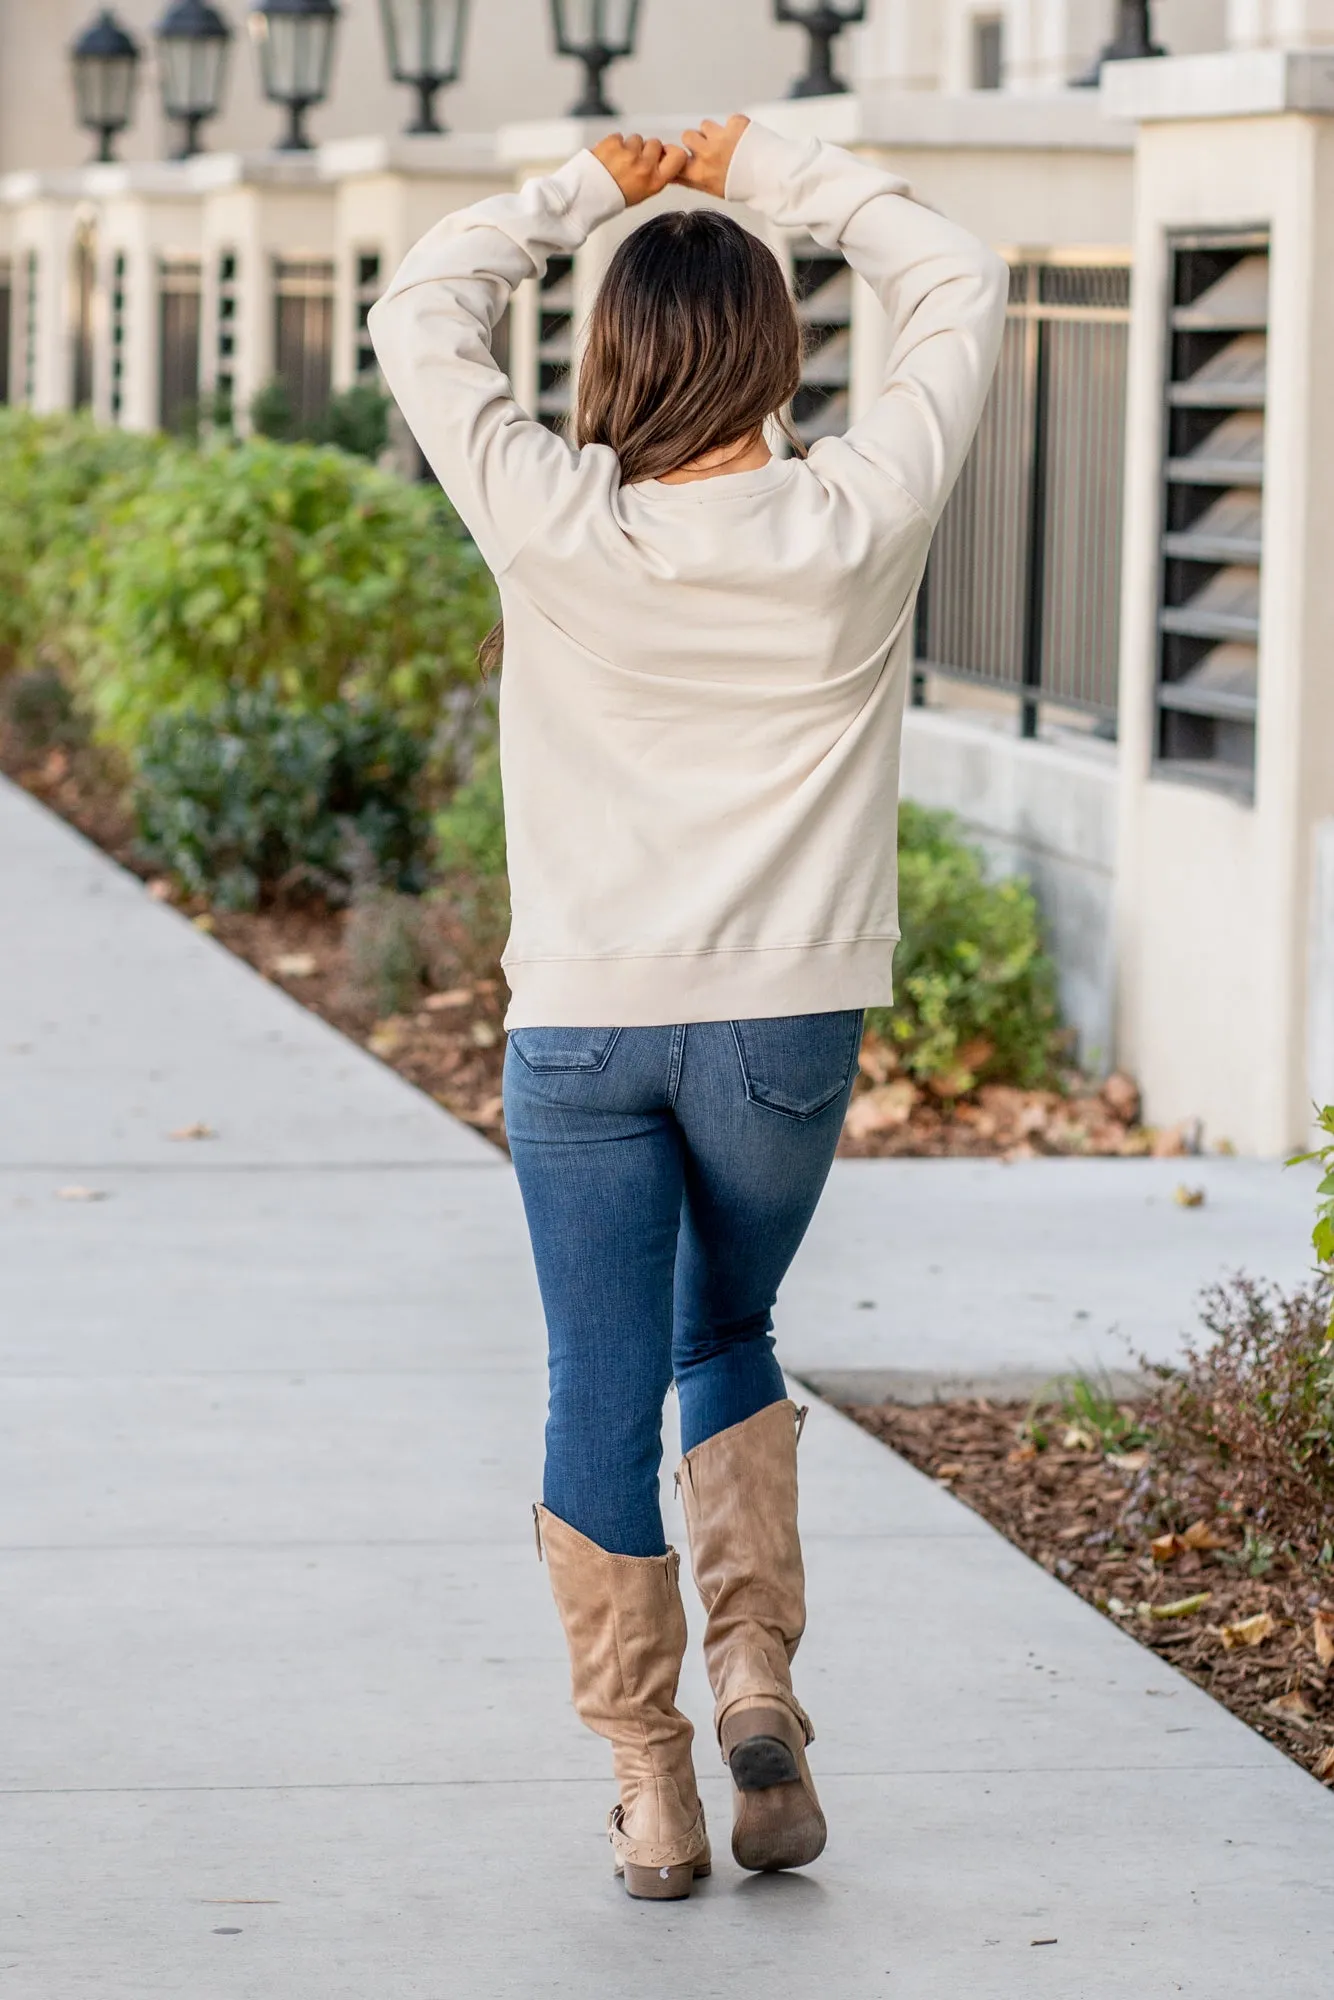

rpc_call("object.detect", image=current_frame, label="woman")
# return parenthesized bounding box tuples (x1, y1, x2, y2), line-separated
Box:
(371, 115, 1006, 1901)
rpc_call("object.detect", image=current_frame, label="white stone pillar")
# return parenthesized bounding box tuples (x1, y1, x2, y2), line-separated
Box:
(1311, 820, 1334, 1119)
(1228, 0, 1334, 43)
(853, 0, 945, 90)
(1106, 50, 1334, 1153)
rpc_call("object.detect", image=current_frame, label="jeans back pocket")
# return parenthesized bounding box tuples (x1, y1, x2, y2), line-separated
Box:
(508, 1027, 622, 1074)
(730, 1011, 864, 1120)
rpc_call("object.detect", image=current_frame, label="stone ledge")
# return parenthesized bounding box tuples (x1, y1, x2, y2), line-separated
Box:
(1102, 48, 1334, 123)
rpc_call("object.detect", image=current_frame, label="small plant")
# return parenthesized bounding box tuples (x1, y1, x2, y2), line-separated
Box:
(132, 682, 430, 911)
(1290, 1104, 1334, 1340)
(1027, 1372, 1151, 1456)
(1143, 1274, 1334, 1557)
(0, 667, 88, 756)
(318, 383, 392, 462)
(249, 377, 295, 441)
(343, 888, 428, 1019)
(867, 802, 1063, 1096)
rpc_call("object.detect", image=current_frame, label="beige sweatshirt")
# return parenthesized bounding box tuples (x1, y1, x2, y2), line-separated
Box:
(370, 121, 1007, 1029)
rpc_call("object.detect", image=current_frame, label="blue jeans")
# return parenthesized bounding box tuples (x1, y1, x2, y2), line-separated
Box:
(504, 1012, 863, 1558)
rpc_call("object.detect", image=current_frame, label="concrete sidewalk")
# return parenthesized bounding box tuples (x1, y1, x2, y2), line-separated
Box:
(3, 777, 1332, 1999)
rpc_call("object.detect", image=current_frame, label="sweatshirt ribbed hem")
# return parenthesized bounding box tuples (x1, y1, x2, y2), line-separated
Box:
(502, 936, 898, 1030)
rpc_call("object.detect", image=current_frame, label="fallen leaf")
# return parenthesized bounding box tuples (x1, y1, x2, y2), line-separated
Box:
(367, 1019, 408, 1059)
(1174, 1183, 1206, 1208)
(168, 1122, 216, 1142)
(1315, 1746, 1334, 1783)
(271, 952, 317, 980)
(857, 1035, 899, 1085)
(146, 877, 173, 901)
(56, 1185, 107, 1202)
(470, 1020, 499, 1049)
(1063, 1425, 1097, 1452)
(844, 1079, 919, 1139)
(934, 1461, 966, 1480)
(465, 1094, 504, 1127)
(1007, 1440, 1039, 1465)
(1107, 1596, 1132, 1617)
(1313, 1611, 1334, 1670)
(1143, 1593, 1211, 1620)
(1218, 1611, 1276, 1650)
(1263, 1691, 1315, 1730)
(1106, 1449, 1148, 1473)
(1101, 1072, 1141, 1123)
(1182, 1519, 1229, 1552)
(192, 913, 215, 934)
(423, 987, 473, 1011)
(1151, 1532, 1186, 1563)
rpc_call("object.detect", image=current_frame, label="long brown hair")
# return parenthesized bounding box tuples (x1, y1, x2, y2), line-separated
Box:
(479, 209, 804, 672)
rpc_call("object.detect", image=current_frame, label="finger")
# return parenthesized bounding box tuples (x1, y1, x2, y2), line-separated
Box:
(654, 144, 690, 188)
(680, 127, 706, 154)
(624, 133, 643, 153)
(640, 137, 665, 169)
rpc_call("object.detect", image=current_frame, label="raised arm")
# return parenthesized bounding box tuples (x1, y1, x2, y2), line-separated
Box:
(368, 153, 622, 574)
(722, 121, 1009, 525)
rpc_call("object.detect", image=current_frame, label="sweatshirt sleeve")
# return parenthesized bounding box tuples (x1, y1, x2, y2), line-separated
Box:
(726, 121, 1009, 526)
(368, 151, 626, 574)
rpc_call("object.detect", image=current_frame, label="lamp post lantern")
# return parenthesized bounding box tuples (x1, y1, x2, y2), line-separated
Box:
(1076, 1, 1165, 85)
(155, 0, 233, 158)
(774, 0, 866, 100)
(549, 0, 642, 120)
(248, 0, 340, 151)
(70, 9, 142, 163)
(377, 0, 471, 135)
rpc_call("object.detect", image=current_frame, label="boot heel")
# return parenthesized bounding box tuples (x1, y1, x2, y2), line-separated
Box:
(622, 1857, 710, 1901)
(729, 1733, 800, 1792)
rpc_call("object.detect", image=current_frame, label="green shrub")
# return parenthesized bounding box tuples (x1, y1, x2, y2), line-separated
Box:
(433, 743, 507, 878)
(0, 410, 170, 676)
(77, 437, 495, 752)
(867, 801, 1063, 1093)
(132, 681, 430, 910)
(250, 379, 392, 462)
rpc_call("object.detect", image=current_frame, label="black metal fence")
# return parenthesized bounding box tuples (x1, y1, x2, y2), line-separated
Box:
(916, 259, 1131, 732)
(159, 256, 201, 433)
(273, 257, 334, 433)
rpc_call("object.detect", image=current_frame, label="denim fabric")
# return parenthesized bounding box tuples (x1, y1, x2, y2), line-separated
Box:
(504, 1012, 863, 1558)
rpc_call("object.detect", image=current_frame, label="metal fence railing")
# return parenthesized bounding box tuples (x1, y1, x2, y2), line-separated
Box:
(915, 259, 1131, 733)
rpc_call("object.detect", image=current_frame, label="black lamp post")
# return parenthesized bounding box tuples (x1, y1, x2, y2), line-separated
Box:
(248, 0, 340, 150)
(549, 0, 642, 119)
(70, 9, 142, 163)
(1076, 1, 1165, 85)
(378, 0, 470, 135)
(774, 0, 867, 99)
(155, 0, 233, 158)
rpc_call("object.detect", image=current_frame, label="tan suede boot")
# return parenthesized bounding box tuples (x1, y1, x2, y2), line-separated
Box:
(677, 1399, 827, 1873)
(535, 1505, 711, 1900)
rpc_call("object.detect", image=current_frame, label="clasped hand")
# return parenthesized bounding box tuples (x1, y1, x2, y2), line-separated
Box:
(592, 116, 750, 207)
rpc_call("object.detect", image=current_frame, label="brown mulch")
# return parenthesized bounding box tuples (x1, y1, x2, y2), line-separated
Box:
(847, 1396, 1334, 1788)
(2, 734, 1204, 1162)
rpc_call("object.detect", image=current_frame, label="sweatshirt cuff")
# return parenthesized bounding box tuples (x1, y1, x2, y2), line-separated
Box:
(548, 148, 627, 232)
(724, 119, 813, 209)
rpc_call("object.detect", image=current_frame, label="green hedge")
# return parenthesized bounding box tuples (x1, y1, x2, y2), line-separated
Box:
(868, 801, 1062, 1092)
(0, 412, 497, 754)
